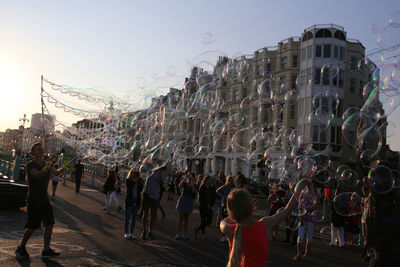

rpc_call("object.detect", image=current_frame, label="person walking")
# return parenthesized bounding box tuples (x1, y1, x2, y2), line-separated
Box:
(102, 168, 122, 214)
(15, 142, 66, 260)
(220, 171, 312, 267)
(194, 175, 215, 239)
(141, 166, 166, 240)
(175, 172, 197, 240)
(50, 163, 60, 196)
(124, 168, 143, 239)
(74, 160, 84, 193)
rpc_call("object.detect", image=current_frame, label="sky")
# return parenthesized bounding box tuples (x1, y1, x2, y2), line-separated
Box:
(0, 0, 399, 149)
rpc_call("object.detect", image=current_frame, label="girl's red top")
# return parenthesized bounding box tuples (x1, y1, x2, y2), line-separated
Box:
(229, 220, 270, 267)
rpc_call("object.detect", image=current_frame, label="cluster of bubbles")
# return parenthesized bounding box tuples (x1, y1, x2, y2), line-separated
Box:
(332, 11, 400, 217)
(41, 13, 400, 218)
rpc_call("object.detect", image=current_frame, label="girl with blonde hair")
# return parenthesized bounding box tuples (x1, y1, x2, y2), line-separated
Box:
(220, 171, 312, 267)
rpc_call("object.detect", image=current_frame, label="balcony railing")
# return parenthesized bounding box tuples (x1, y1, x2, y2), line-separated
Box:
(304, 24, 344, 32)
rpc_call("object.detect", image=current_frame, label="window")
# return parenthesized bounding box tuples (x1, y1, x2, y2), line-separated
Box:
(299, 99, 304, 115)
(315, 68, 321, 84)
(320, 128, 327, 143)
(321, 97, 329, 113)
(330, 126, 342, 152)
(280, 76, 287, 91)
(263, 106, 268, 122)
(307, 46, 312, 59)
(292, 55, 298, 67)
(350, 78, 356, 93)
(232, 90, 239, 101)
(316, 45, 322, 57)
(316, 29, 332, 38)
(338, 70, 344, 87)
(334, 46, 339, 58)
(351, 57, 357, 70)
(301, 47, 306, 61)
(359, 81, 364, 95)
(322, 68, 330, 85)
(334, 30, 346, 41)
(313, 98, 320, 111)
(280, 104, 284, 121)
(222, 93, 227, 102)
(313, 125, 319, 142)
(281, 57, 288, 69)
(257, 65, 263, 76)
(334, 100, 343, 117)
(252, 107, 258, 122)
(291, 75, 297, 89)
(302, 31, 313, 42)
(290, 103, 296, 119)
(243, 87, 247, 98)
(323, 44, 331, 58)
(306, 68, 312, 85)
(266, 63, 272, 73)
(340, 47, 345, 60)
(304, 98, 309, 114)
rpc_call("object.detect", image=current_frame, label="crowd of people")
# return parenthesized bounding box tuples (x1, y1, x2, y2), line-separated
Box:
(14, 142, 400, 266)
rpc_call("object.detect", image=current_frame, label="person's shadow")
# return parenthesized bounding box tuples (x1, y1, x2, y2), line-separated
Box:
(16, 258, 64, 267)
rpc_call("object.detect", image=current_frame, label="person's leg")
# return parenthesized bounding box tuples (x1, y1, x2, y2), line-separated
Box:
(148, 200, 157, 235)
(142, 198, 149, 237)
(183, 213, 190, 237)
(43, 224, 54, 251)
(198, 208, 206, 234)
(21, 228, 35, 246)
(330, 223, 337, 246)
(303, 222, 314, 257)
(125, 206, 132, 235)
(338, 226, 345, 247)
(178, 211, 184, 237)
(130, 205, 139, 236)
(54, 182, 58, 194)
(158, 202, 166, 217)
(105, 192, 112, 212)
(111, 191, 121, 207)
(75, 177, 81, 192)
(294, 225, 304, 260)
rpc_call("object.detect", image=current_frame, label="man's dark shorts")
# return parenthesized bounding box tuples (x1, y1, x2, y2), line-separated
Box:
(142, 193, 158, 213)
(25, 198, 55, 229)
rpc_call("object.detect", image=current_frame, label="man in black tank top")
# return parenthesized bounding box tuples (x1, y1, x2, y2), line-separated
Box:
(15, 143, 65, 260)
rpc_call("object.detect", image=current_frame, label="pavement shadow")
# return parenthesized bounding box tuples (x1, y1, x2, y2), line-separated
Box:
(15, 258, 30, 267)
(51, 197, 114, 238)
(42, 258, 64, 267)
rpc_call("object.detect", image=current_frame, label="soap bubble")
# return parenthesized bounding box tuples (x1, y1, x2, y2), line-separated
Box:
(368, 165, 393, 194)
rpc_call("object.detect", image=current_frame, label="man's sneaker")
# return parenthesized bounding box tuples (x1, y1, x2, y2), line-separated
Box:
(175, 234, 181, 240)
(41, 248, 60, 259)
(130, 234, 136, 239)
(124, 233, 130, 239)
(15, 245, 29, 259)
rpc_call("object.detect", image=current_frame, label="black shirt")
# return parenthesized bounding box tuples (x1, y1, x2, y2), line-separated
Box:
(26, 160, 50, 201)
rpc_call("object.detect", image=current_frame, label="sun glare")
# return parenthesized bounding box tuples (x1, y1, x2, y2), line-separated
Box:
(0, 59, 25, 130)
